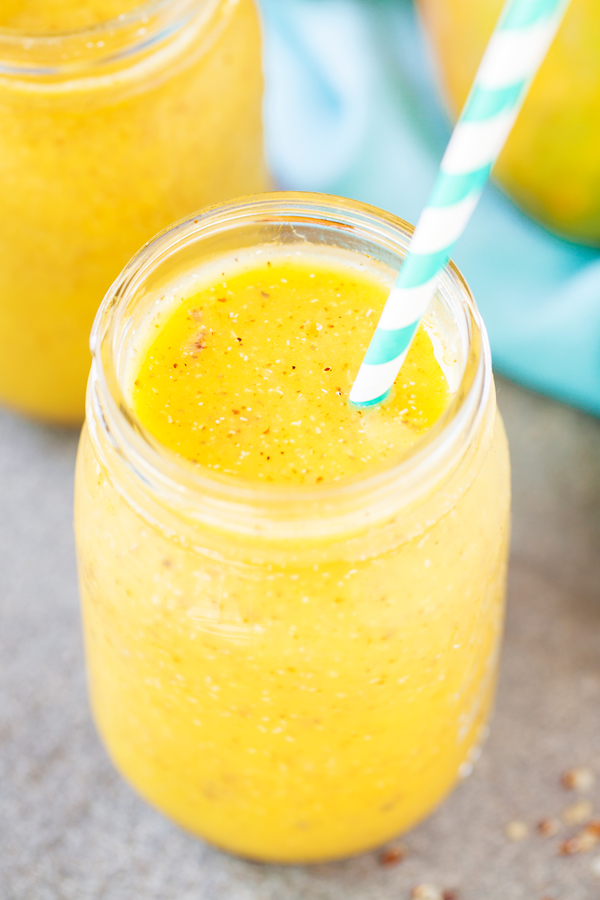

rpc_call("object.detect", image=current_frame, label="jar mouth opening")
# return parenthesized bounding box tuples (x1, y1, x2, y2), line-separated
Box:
(89, 192, 491, 532)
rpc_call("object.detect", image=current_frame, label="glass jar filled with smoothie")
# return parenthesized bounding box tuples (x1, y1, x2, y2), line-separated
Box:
(0, 0, 267, 423)
(74, 193, 511, 863)
(418, 0, 600, 244)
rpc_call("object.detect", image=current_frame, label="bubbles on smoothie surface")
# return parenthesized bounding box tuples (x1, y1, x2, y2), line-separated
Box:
(132, 258, 450, 485)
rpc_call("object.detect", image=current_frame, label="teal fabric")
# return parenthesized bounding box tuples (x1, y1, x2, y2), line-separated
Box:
(258, 0, 600, 416)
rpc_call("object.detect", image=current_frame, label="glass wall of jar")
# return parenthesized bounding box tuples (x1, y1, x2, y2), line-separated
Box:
(74, 194, 511, 863)
(0, 0, 267, 422)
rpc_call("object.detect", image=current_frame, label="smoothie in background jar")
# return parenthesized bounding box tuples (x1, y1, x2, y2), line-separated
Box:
(418, 0, 600, 244)
(74, 194, 511, 863)
(0, 0, 267, 423)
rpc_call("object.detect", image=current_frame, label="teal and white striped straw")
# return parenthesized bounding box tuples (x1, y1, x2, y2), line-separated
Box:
(350, 0, 571, 407)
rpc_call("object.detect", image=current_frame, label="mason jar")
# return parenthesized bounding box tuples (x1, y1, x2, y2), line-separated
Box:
(417, 0, 600, 244)
(74, 193, 511, 863)
(0, 0, 267, 423)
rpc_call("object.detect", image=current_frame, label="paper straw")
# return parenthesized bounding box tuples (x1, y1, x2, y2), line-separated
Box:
(349, 0, 571, 407)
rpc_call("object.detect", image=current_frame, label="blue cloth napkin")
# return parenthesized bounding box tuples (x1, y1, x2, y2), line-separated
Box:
(258, 0, 600, 416)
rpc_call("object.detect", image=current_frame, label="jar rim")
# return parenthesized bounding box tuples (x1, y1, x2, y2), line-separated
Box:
(89, 192, 492, 538)
(0, 0, 217, 76)
(0, 0, 170, 38)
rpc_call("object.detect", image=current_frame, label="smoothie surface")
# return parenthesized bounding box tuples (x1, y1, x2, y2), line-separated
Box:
(132, 256, 450, 485)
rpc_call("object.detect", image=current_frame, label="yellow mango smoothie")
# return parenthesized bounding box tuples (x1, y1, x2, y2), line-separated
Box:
(0, 0, 267, 423)
(74, 194, 510, 862)
(132, 261, 450, 482)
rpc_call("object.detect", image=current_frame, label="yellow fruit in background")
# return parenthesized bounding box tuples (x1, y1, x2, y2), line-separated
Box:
(417, 0, 600, 245)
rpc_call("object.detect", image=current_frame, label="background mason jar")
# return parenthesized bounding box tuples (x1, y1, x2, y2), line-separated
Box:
(0, 0, 267, 423)
(417, 0, 600, 245)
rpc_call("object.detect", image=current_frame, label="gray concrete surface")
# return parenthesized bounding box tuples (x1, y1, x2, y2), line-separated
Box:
(1, 377, 599, 900)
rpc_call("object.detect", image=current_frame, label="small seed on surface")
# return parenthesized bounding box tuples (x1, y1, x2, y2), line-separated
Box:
(378, 842, 407, 867)
(537, 817, 561, 837)
(559, 822, 600, 855)
(411, 886, 442, 900)
(562, 799, 593, 825)
(562, 767, 596, 793)
(505, 820, 529, 842)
